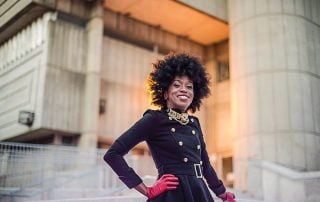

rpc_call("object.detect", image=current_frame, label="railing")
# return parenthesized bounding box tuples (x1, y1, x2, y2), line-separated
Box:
(28, 195, 147, 202)
(0, 142, 263, 202)
(25, 191, 263, 202)
(249, 158, 320, 202)
(0, 142, 157, 201)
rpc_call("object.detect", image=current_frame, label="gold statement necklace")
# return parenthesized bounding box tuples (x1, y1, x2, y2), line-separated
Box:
(167, 108, 189, 125)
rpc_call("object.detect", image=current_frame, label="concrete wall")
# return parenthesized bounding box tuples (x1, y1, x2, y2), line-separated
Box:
(0, 13, 87, 139)
(42, 19, 86, 133)
(99, 36, 162, 140)
(0, 0, 23, 27)
(99, 8, 209, 140)
(177, 0, 228, 22)
(204, 40, 233, 183)
(258, 160, 320, 202)
(103, 9, 205, 58)
(229, 0, 320, 199)
(0, 0, 86, 46)
(0, 13, 54, 140)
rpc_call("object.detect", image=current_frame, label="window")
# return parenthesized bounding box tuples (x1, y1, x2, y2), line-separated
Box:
(222, 156, 234, 187)
(99, 98, 106, 115)
(217, 61, 229, 82)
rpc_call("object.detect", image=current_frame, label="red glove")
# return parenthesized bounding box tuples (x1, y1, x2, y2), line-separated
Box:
(146, 174, 179, 199)
(219, 192, 236, 202)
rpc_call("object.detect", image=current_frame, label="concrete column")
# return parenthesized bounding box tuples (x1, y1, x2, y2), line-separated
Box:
(79, 1, 103, 148)
(228, 0, 320, 198)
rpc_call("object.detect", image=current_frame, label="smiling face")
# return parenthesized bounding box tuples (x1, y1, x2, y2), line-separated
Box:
(164, 75, 194, 112)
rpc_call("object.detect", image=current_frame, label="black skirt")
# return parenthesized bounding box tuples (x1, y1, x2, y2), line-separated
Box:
(148, 175, 214, 202)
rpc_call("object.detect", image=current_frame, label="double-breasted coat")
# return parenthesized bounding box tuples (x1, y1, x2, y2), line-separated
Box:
(104, 109, 226, 201)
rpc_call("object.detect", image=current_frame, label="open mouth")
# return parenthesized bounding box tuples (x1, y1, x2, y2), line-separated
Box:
(177, 95, 189, 99)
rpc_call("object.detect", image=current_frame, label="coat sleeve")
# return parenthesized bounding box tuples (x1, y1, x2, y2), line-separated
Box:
(194, 117, 226, 196)
(103, 110, 157, 188)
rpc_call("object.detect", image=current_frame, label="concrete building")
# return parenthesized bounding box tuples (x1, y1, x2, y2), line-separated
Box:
(0, 0, 319, 201)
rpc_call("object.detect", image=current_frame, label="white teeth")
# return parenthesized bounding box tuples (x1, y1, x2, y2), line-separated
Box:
(178, 95, 188, 99)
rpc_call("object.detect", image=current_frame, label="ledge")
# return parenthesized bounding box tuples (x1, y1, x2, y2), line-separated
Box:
(250, 158, 320, 180)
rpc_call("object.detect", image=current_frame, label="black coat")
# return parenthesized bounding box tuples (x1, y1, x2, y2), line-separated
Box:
(104, 109, 226, 201)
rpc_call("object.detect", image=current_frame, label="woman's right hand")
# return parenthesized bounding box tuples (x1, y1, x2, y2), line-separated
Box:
(219, 192, 236, 202)
(147, 174, 179, 199)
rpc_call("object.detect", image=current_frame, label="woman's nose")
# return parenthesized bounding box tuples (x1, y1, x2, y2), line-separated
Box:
(180, 86, 187, 92)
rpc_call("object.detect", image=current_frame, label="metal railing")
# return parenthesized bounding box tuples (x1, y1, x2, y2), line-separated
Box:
(0, 142, 157, 201)
(0, 142, 263, 202)
(26, 191, 263, 202)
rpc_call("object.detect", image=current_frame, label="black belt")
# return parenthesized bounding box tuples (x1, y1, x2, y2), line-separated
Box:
(158, 163, 203, 178)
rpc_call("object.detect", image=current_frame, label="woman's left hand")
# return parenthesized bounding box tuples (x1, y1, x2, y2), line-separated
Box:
(218, 192, 236, 202)
(146, 174, 179, 199)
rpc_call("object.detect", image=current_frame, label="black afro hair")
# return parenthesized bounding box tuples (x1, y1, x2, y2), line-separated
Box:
(147, 53, 210, 113)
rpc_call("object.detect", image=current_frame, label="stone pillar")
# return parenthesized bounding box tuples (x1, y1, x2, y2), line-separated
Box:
(79, 1, 104, 148)
(228, 0, 320, 198)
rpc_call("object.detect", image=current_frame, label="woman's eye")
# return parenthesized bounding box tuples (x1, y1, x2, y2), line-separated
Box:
(173, 83, 180, 88)
(187, 85, 193, 90)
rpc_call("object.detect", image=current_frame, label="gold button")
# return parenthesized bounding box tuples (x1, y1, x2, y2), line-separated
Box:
(200, 161, 203, 165)
(169, 117, 173, 120)
(183, 158, 188, 162)
(191, 118, 194, 122)
(179, 141, 183, 146)
(171, 128, 176, 132)
(192, 130, 196, 135)
(197, 145, 200, 150)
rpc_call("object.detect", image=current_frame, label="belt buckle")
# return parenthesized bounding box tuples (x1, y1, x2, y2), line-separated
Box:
(194, 163, 203, 178)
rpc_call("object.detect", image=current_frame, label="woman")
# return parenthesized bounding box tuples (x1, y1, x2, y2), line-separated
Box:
(104, 53, 236, 202)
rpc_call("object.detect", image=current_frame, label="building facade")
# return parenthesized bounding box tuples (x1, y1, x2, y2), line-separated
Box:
(0, 0, 320, 201)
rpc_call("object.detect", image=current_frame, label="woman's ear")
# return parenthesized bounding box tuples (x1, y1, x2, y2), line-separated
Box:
(164, 92, 168, 100)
